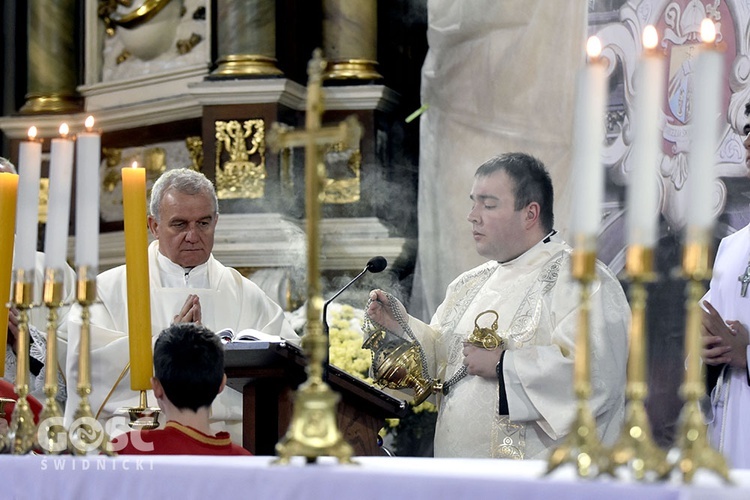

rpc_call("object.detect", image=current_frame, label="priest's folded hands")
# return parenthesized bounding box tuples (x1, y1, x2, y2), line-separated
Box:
(172, 293, 202, 325)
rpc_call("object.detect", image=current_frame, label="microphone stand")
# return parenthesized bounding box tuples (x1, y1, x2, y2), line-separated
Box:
(322, 257, 387, 380)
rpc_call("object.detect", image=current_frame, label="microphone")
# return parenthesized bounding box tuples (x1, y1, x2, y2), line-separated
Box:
(323, 256, 388, 336)
(322, 257, 387, 381)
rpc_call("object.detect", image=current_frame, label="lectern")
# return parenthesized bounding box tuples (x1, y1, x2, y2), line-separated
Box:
(224, 341, 408, 456)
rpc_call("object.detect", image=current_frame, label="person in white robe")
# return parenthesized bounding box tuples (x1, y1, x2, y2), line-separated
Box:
(367, 153, 629, 459)
(701, 222, 750, 468)
(64, 168, 297, 443)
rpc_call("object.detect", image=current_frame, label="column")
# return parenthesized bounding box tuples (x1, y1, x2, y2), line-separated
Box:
(212, 0, 283, 77)
(20, 0, 81, 114)
(322, 0, 382, 81)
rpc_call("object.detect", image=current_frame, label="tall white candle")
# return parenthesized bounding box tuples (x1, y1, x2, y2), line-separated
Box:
(14, 127, 42, 273)
(627, 25, 666, 248)
(75, 116, 101, 269)
(686, 18, 722, 243)
(43, 124, 75, 271)
(571, 36, 608, 247)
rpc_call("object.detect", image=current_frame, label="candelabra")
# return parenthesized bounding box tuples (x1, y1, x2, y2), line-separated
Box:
(671, 240, 729, 483)
(36, 268, 67, 454)
(547, 248, 611, 477)
(68, 266, 113, 456)
(609, 246, 670, 480)
(7, 269, 36, 454)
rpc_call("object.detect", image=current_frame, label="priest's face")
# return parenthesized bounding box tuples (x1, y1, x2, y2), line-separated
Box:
(467, 170, 529, 262)
(148, 189, 218, 268)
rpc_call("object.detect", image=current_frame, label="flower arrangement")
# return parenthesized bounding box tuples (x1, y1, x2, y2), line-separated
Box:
(327, 303, 437, 456)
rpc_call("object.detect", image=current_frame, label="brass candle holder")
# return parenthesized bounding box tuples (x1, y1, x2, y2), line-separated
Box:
(36, 268, 67, 454)
(68, 267, 113, 456)
(269, 49, 361, 464)
(121, 390, 160, 430)
(547, 247, 611, 477)
(671, 239, 730, 483)
(609, 246, 670, 480)
(7, 269, 37, 454)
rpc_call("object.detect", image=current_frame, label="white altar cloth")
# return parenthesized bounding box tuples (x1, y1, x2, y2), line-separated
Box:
(2, 455, 749, 500)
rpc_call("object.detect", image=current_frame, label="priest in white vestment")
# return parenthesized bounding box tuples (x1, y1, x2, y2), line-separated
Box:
(701, 222, 750, 469)
(367, 153, 629, 459)
(64, 168, 297, 443)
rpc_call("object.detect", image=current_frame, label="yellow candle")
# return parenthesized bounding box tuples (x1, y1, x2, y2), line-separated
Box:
(121, 164, 152, 391)
(0, 172, 19, 376)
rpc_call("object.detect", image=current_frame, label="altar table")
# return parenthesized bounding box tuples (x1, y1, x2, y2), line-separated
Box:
(3, 454, 749, 500)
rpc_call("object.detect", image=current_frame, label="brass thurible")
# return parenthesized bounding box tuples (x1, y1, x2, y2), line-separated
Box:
(268, 49, 361, 464)
(7, 269, 37, 454)
(609, 246, 670, 480)
(670, 239, 730, 483)
(37, 268, 68, 454)
(69, 266, 113, 456)
(547, 246, 612, 478)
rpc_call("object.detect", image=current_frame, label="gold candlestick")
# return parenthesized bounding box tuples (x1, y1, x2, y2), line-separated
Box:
(609, 246, 670, 480)
(7, 269, 36, 454)
(268, 49, 361, 464)
(547, 247, 611, 477)
(671, 240, 730, 483)
(68, 267, 113, 456)
(36, 268, 67, 454)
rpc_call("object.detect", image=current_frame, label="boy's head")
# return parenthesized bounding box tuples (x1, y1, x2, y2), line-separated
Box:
(153, 323, 225, 412)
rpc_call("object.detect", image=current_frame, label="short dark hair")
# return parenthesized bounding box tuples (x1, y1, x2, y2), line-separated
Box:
(744, 102, 750, 135)
(475, 152, 554, 232)
(153, 323, 224, 412)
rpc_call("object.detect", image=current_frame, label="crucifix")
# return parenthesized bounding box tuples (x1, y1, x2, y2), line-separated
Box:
(266, 48, 362, 464)
(738, 260, 750, 297)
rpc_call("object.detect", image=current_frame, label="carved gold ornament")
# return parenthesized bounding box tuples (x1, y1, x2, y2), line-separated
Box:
(322, 143, 361, 204)
(214, 119, 267, 199)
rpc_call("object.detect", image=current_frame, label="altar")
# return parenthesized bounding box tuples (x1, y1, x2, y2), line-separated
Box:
(3, 454, 749, 500)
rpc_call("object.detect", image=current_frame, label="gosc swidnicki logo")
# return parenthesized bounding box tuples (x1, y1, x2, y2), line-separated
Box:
(36, 416, 107, 454)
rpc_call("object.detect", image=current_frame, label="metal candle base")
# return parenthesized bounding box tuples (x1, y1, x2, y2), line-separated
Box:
(8, 275, 36, 455)
(37, 271, 67, 454)
(671, 242, 730, 483)
(121, 390, 161, 430)
(610, 247, 670, 480)
(547, 249, 611, 478)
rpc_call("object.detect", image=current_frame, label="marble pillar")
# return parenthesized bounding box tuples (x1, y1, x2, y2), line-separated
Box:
(322, 0, 381, 81)
(212, 0, 283, 77)
(20, 0, 81, 114)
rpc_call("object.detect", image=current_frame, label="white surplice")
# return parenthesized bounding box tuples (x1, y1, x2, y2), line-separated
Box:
(64, 241, 298, 442)
(408, 236, 629, 459)
(704, 223, 750, 469)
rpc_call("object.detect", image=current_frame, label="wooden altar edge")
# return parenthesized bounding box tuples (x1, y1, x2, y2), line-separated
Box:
(223, 341, 409, 455)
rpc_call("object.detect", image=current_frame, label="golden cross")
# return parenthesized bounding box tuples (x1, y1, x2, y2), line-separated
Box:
(266, 48, 361, 464)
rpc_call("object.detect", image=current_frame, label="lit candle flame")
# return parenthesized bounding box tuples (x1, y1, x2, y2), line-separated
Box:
(586, 36, 602, 60)
(643, 25, 658, 50)
(85, 115, 95, 131)
(131, 161, 139, 169)
(701, 18, 716, 44)
(27, 126, 37, 141)
(59, 123, 69, 138)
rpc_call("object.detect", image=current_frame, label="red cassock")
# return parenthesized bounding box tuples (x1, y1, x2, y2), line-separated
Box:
(0, 379, 42, 425)
(116, 421, 252, 456)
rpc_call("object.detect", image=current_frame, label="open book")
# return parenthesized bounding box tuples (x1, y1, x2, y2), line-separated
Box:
(217, 328, 286, 347)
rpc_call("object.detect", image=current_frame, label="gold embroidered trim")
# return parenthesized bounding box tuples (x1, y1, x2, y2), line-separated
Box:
(166, 421, 232, 446)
